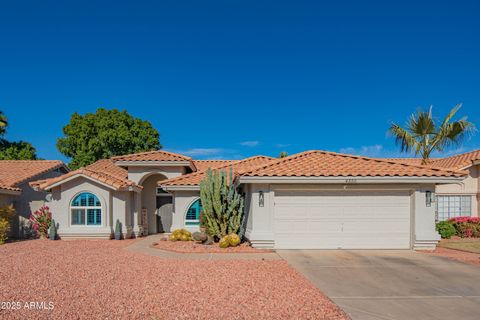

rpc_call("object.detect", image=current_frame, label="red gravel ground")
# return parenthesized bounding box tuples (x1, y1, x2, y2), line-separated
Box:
(153, 240, 273, 253)
(0, 240, 348, 320)
(422, 247, 480, 266)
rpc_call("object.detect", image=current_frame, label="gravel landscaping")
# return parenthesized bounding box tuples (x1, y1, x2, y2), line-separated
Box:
(423, 247, 480, 266)
(152, 240, 273, 253)
(0, 240, 348, 320)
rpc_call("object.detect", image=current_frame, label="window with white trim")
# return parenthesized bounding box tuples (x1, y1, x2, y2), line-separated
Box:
(436, 195, 472, 221)
(185, 199, 202, 226)
(71, 192, 102, 226)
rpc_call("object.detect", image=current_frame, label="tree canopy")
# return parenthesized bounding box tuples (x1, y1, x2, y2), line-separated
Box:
(0, 139, 37, 160)
(0, 111, 38, 160)
(57, 108, 162, 169)
(389, 104, 476, 164)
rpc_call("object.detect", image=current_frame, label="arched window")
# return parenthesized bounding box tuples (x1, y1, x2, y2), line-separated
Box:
(185, 199, 202, 226)
(71, 192, 102, 226)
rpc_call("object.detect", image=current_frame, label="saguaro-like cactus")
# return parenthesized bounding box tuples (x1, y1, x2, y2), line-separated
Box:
(199, 167, 244, 241)
(49, 219, 57, 240)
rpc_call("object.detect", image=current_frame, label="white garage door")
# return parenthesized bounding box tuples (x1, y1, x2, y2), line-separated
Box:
(274, 190, 411, 249)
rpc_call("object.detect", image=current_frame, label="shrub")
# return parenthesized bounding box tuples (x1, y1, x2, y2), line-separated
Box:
(29, 206, 52, 238)
(0, 219, 9, 244)
(449, 216, 480, 238)
(199, 168, 244, 241)
(435, 221, 456, 239)
(0, 205, 16, 244)
(169, 229, 192, 241)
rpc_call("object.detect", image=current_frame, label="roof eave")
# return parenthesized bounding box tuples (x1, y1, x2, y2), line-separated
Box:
(0, 188, 22, 196)
(114, 160, 195, 170)
(37, 174, 123, 192)
(237, 176, 465, 185)
(161, 185, 200, 191)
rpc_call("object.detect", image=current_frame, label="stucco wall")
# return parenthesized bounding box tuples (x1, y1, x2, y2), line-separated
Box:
(435, 165, 479, 217)
(170, 190, 200, 232)
(127, 166, 186, 185)
(8, 170, 64, 238)
(48, 177, 131, 239)
(243, 183, 439, 249)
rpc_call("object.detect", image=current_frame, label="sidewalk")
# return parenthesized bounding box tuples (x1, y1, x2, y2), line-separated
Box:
(127, 234, 281, 260)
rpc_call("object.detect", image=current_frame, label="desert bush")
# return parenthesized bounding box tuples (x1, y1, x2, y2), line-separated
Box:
(29, 206, 52, 238)
(199, 168, 244, 241)
(435, 221, 456, 239)
(0, 205, 15, 244)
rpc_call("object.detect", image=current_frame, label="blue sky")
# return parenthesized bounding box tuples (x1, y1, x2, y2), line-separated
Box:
(0, 0, 478, 162)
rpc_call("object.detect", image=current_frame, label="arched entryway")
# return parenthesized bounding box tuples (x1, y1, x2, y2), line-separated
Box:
(140, 173, 172, 234)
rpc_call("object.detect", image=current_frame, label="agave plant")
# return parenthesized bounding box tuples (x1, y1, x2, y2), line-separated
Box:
(389, 104, 475, 164)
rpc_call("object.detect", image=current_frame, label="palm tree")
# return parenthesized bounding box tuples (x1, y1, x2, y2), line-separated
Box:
(0, 111, 7, 136)
(279, 151, 288, 158)
(389, 104, 475, 164)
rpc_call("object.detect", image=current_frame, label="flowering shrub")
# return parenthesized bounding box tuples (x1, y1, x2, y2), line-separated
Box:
(29, 206, 52, 238)
(449, 217, 480, 224)
(448, 216, 480, 238)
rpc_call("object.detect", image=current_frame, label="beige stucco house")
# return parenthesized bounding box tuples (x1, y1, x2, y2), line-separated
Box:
(0, 160, 69, 237)
(391, 150, 480, 221)
(30, 149, 474, 250)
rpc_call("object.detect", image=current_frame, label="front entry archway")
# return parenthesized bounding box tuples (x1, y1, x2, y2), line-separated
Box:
(140, 173, 172, 234)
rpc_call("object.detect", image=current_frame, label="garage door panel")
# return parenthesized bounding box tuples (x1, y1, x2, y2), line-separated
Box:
(274, 191, 411, 249)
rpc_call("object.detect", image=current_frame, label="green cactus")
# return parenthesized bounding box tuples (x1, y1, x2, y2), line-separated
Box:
(199, 167, 245, 242)
(227, 233, 240, 247)
(49, 219, 57, 240)
(219, 236, 230, 248)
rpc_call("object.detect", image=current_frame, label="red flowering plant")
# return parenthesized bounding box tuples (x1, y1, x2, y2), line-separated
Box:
(29, 206, 52, 239)
(448, 216, 480, 238)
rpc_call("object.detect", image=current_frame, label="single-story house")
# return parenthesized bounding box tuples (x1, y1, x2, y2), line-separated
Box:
(0, 160, 69, 237)
(389, 149, 480, 221)
(30, 149, 470, 250)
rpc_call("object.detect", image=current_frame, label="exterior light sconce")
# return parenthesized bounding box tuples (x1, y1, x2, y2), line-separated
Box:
(426, 191, 435, 207)
(259, 191, 264, 207)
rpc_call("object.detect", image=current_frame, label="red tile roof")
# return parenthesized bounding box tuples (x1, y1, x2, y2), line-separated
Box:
(31, 159, 140, 191)
(112, 150, 192, 162)
(241, 151, 466, 178)
(428, 149, 480, 170)
(192, 160, 240, 171)
(161, 156, 276, 187)
(0, 160, 66, 191)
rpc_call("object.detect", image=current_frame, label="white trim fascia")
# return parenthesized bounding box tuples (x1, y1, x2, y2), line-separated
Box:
(0, 189, 22, 196)
(45, 174, 119, 191)
(237, 176, 465, 185)
(125, 185, 142, 193)
(161, 185, 200, 191)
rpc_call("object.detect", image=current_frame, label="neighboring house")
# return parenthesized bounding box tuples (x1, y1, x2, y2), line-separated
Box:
(389, 149, 480, 221)
(31, 150, 465, 250)
(0, 160, 69, 238)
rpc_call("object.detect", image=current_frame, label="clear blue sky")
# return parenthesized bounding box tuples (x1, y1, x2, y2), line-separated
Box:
(1, 0, 478, 161)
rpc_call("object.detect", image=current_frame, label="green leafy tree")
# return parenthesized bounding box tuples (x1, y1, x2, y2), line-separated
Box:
(389, 104, 475, 164)
(0, 139, 37, 160)
(0, 111, 7, 136)
(57, 108, 162, 169)
(0, 111, 38, 160)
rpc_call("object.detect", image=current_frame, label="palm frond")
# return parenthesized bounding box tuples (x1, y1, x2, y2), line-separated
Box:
(389, 123, 418, 153)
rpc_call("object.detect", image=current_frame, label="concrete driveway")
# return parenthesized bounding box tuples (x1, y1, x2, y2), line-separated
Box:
(278, 250, 480, 320)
